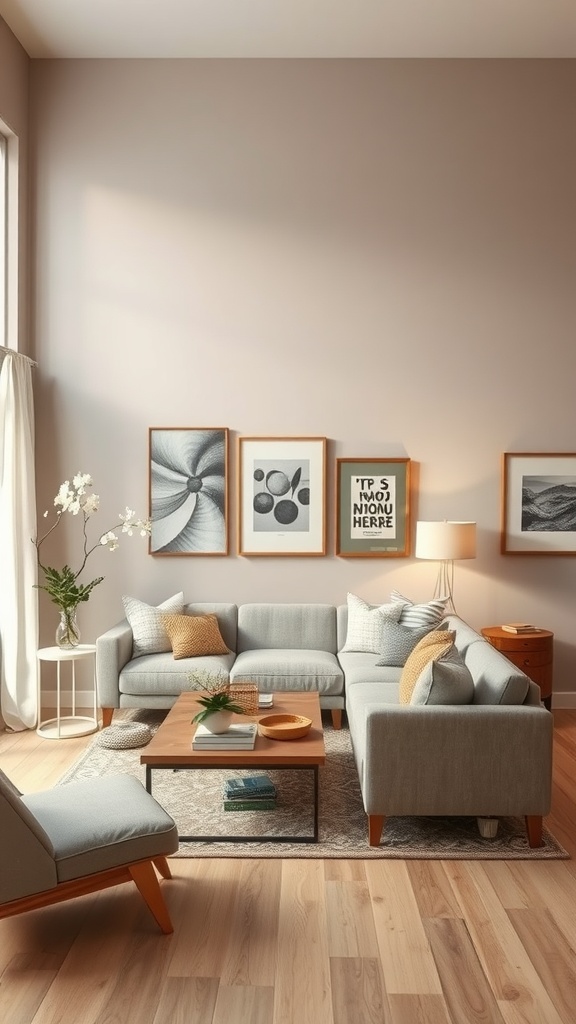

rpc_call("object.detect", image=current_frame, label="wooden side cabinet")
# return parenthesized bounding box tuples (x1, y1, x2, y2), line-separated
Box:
(481, 626, 553, 710)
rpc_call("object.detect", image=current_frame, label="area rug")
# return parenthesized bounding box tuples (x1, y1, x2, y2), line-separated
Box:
(58, 711, 568, 860)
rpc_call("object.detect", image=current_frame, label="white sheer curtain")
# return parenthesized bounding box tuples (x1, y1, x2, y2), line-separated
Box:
(0, 348, 38, 730)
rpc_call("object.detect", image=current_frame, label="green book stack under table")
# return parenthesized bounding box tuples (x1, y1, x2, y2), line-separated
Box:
(223, 773, 277, 811)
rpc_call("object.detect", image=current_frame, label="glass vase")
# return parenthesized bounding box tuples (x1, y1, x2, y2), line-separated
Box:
(55, 607, 81, 649)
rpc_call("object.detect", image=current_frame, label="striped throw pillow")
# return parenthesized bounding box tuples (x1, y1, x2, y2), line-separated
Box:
(391, 590, 449, 630)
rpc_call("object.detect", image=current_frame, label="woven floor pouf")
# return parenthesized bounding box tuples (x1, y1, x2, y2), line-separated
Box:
(97, 721, 152, 749)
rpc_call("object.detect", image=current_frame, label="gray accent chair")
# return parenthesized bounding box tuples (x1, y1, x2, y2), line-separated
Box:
(0, 770, 179, 932)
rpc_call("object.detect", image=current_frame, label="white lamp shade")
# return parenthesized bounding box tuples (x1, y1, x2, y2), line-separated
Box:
(415, 521, 477, 561)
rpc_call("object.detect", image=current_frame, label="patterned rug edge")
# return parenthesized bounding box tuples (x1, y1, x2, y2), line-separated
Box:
(57, 714, 569, 862)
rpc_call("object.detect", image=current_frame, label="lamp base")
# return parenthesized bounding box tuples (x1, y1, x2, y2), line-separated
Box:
(434, 561, 456, 614)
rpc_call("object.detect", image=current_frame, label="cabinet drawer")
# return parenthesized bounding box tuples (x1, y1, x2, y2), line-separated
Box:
(493, 635, 552, 654)
(507, 649, 552, 670)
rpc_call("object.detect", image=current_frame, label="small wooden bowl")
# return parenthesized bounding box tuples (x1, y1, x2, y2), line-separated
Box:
(258, 713, 312, 740)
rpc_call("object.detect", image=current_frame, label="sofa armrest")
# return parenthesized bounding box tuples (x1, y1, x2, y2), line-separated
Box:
(357, 703, 553, 817)
(96, 620, 134, 709)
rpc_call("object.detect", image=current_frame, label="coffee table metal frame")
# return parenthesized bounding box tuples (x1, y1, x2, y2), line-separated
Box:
(141, 692, 325, 844)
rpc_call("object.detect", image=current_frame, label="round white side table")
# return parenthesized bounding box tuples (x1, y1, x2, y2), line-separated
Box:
(37, 645, 98, 739)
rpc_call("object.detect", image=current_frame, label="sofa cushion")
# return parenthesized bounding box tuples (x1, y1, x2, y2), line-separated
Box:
(340, 593, 403, 654)
(236, 604, 337, 654)
(375, 619, 433, 667)
(391, 590, 449, 630)
(119, 651, 236, 696)
(464, 641, 530, 705)
(338, 650, 402, 688)
(122, 592, 184, 657)
(399, 630, 456, 704)
(230, 649, 343, 695)
(162, 612, 230, 660)
(410, 646, 475, 705)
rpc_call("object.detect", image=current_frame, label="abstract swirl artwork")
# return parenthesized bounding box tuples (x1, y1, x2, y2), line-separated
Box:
(149, 428, 229, 555)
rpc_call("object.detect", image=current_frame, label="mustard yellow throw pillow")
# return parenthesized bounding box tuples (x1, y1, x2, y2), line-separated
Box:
(161, 613, 230, 660)
(398, 629, 456, 704)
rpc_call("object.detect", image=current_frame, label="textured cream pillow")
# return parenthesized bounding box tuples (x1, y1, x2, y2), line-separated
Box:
(122, 592, 184, 658)
(162, 613, 230, 660)
(398, 630, 456, 704)
(341, 593, 403, 654)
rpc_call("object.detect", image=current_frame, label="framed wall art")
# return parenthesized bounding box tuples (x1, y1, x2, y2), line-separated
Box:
(149, 427, 229, 555)
(336, 457, 411, 557)
(238, 436, 327, 556)
(501, 452, 576, 555)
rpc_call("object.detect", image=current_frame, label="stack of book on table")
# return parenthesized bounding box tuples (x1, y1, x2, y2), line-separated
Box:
(501, 622, 540, 634)
(192, 722, 258, 750)
(223, 774, 277, 811)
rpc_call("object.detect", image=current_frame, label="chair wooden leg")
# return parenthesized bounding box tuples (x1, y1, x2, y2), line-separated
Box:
(101, 707, 114, 728)
(331, 709, 342, 730)
(368, 814, 385, 847)
(525, 815, 543, 848)
(129, 861, 174, 934)
(153, 856, 172, 879)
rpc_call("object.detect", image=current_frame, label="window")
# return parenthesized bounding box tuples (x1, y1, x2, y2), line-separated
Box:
(0, 131, 6, 346)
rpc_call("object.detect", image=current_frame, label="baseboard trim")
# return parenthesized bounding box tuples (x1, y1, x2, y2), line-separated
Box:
(43, 689, 97, 710)
(552, 692, 576, 710)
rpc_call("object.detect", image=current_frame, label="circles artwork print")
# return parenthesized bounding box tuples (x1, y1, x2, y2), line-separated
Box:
(252, 460, 310, 532)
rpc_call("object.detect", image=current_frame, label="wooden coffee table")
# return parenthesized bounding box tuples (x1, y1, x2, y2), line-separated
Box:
(141, 691, 326, 843)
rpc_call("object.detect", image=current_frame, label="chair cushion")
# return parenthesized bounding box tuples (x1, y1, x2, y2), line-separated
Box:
(340, 593, 402, 654)
(162, 612, 230, 659)
(230, 649, 344, 695)
(23, 775, 179, 882)
(399, 630, 456, 704)
(122, 592, 184, 657)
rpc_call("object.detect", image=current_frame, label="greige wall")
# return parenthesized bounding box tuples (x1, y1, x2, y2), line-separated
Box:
(29, 59, 576, 700)
(0, 15, 29, 351)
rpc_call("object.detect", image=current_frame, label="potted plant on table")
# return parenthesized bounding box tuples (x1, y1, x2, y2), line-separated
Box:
(189, 670, 246, 734)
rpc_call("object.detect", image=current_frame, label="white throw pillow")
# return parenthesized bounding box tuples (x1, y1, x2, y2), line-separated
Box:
(341, 593, 403, 654)
(390, 589, 449, 630)
(122, 592, 185, 658)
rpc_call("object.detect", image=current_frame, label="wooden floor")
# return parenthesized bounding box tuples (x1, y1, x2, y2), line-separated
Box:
(1, 711, 576, 1024)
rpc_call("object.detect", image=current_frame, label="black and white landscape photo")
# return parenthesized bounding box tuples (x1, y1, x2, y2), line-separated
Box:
(521, 475, 576, 533)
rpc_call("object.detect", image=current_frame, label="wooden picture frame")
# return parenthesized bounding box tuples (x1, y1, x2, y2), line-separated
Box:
(336, 458, 411, 557)
(149, 427, 229, 555)
(501, 451, 576, 555)
(238, 436, 327, 556)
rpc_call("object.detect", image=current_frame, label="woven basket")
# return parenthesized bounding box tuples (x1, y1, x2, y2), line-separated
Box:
(229, 682, 259, 715)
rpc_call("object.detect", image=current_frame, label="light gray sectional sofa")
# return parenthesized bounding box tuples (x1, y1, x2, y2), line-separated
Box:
(96, 600, 553, 848)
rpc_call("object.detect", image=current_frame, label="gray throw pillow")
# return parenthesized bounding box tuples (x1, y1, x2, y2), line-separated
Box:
(410, 646, 475, 705)
(122, 592, 185, 658)
(375, 620, 433, 668)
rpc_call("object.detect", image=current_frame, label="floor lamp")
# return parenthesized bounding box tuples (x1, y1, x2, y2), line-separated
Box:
(415, 521, 477, 614)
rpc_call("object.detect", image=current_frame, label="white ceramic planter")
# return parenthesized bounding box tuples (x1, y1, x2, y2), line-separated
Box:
(201, 710, 233, 734)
